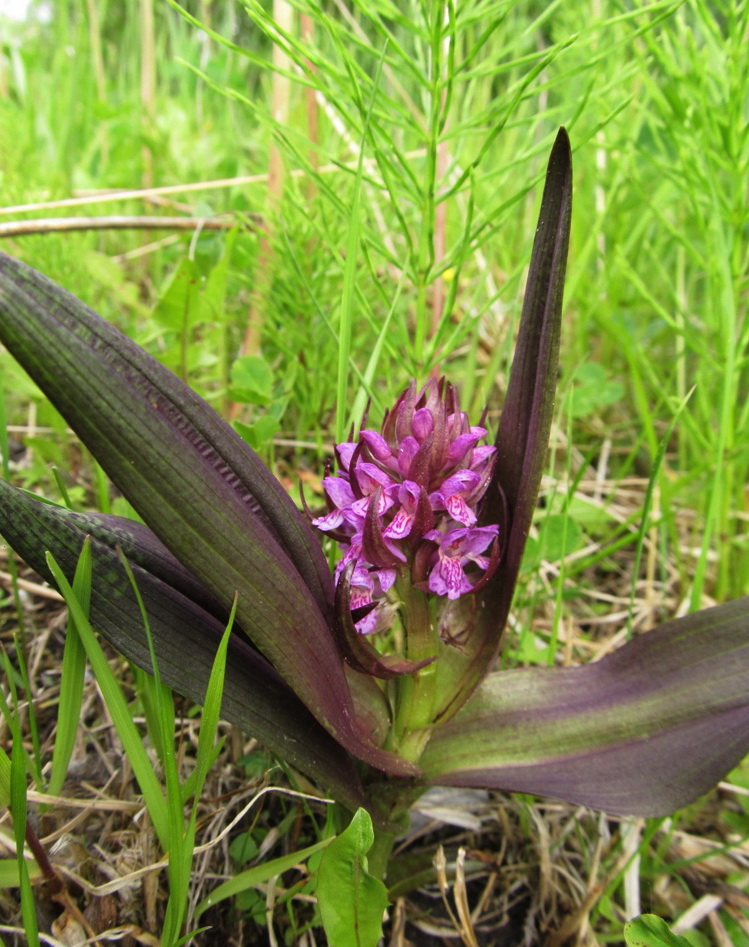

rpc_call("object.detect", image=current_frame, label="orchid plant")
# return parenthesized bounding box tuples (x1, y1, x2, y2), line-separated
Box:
(0, 130, 748, 905)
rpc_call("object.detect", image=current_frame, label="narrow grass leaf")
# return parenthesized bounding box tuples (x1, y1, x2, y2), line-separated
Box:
(192, 594, 237, 798)
(9, 711, 39, 947)
(0, 746, 9, 807)
(626, 389, 693, 638)
(45, 545, 171, 850)
(118, 552, 188, 943)
(194, 837, 331, 919)
(9, 635, 42, 787)
(47, 545, 91, 796)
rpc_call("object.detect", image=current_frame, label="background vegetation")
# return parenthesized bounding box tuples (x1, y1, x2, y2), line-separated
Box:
(0, 0, 747, 944)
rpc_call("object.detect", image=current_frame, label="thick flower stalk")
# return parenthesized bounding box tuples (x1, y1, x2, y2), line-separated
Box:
(313, 380, 499, 634)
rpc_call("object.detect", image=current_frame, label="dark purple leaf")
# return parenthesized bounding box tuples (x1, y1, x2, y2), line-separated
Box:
(421, 599, 749, 815)
(0, 254, 417, 776)
(0, 480, 366, 807)
(436, 128, 573, 722)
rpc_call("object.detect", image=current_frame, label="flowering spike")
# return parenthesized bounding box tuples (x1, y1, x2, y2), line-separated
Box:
(314, 379, 500, 636)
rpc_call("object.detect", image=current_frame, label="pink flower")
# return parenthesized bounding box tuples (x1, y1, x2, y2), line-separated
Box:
(313, 380, 500, 632)
(425, 526, 499, 599)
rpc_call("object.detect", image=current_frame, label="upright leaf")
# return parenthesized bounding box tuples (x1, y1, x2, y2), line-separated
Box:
(436, 128, 573, 720)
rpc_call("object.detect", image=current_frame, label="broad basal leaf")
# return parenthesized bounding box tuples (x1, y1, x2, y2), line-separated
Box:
(0, 253, 416, 776)
(0, 480, 367, 807)
(421, 599, 749, 815)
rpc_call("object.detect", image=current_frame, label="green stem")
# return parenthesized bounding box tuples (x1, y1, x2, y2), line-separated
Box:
(365, 783, 426, 883)
(391, 582, 441, 761)
(367, 824, 398, 884)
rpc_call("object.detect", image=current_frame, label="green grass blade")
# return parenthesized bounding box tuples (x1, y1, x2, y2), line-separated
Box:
(191, 594, 236, 800)
(9, 711, 39, 947)
(45, 545, 171, 850)
(47, 544, 91, 796)
(194, 837, 331, 920)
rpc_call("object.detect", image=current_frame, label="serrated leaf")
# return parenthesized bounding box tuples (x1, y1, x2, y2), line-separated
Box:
(317, 809, 389, 947)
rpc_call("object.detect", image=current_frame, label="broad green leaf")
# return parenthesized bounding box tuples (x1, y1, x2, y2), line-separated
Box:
(0, 481, 367, 808)
(421, 598, 749, 815)
(235, 415, 281, 450)
(317, 808, 389, 947)
(437, 128, 573, 721)
(624, 915, 691, 947)
(0, 253, 416, 777)
(230, 354, 274, 405)
(153, 258, 205, 333)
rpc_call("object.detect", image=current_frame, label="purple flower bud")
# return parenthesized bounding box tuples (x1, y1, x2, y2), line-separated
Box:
(314, 380, 500, 633)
